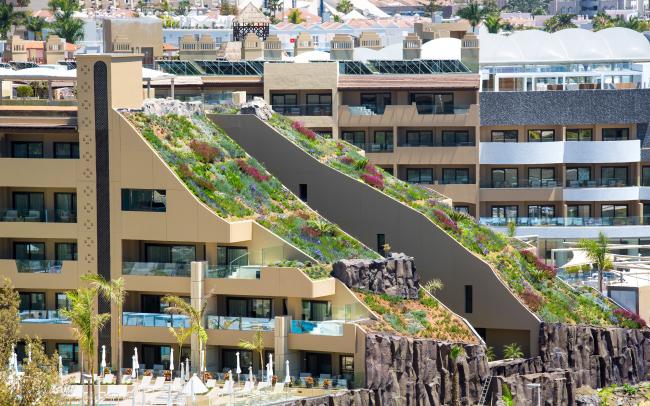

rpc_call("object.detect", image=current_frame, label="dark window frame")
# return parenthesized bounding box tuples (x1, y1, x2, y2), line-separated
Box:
(121, 189, 167, 212)
(602, 128, 629, 141)
(491, 130, 518, 143)
(11, 141, 44, 158)
(442, 168, 470, 184)
(527, 129, 555, 142)
(441, 130, 470, 146)
(566, 128, 593, 141)
(406, 168, 433, 184)
(491, 168, 518, 188)
(53, 142, 80, 159)
(404, 130, 433, 147)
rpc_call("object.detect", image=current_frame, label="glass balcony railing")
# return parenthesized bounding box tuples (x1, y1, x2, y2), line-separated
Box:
(0, 208, 76, 223)
(483, 179, 560, 188)
(565, 179, 631, 188)
(19, 310, 70, 324)
(398, 141, 475, 147)
(122, 312, 190, 328)
(122, 262, 191, 277)
(205, 265, 261, 279)
(16, 260, 63, 273)
(346, 104, 470, 116)
(290, 320, 344, 336)
(272, 104, 333, 116)
(363, 144, 394, 153)
(207, 315, 275, 331)
(479, 216, 642, 227)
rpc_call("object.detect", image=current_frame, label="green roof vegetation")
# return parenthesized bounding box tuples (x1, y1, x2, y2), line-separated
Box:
(264, 113, 638, 328)
(124, 112, 380, 266)
(357, 288, 478, 343)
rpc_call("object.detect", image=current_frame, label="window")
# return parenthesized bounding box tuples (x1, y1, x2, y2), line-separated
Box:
(491, 130, 517, 143)
(306, 94, 332, 116)
(371, 131, 393, 152)
(19, 292, 45, 311)
(464, 285, 473, 313)
(13, 192, 44, 219)
(271, 93, 297, 106)
(54, 142, 80, 159)
(299, 184, 308, 202)
(217, 246, 248, 267)
(55, 193, 76, 222)
(602, 204, 628, 224)
(121, 189, 166, 212)
(527, 168, 556, 187)
(644, 167, 650, 186)
(302, 300, 331, 321)
(381, 167, 394, 176)
(56, 292, 71, 310)
(57, 343, 79, 373)
(491, 205, 518, 219)
(306, 352, 332, 376)
(441, 131, 470, 146)
(454, 206, 470, 215)
(602, 128, 629, 141)
(567, 204, 591, 218)
(404, 130, 433, 147)
(566, 167, 591, 187)
(340, 355, 354, 374)
(377, 234, 385, 256)
(409, 93, 454, 114)
(491, 168, 518, 188)
(360, 93, 391, 114)
(341, 131, 365, 149)
(601, 167, 628, 186)
(528, 129, 555, 142)
(223, 349, 253, 371)
(406, 168, 433, 184)
(11, 142, 43, 158)
(14, 242, 45, 260)
(226, 297, 272, 318)
(442, 168, 470, 184)
(528, 205, 555, 218)
(146, 244, 196, 263)
(55, 243, 77, 261)
(566, 129, 593, 141)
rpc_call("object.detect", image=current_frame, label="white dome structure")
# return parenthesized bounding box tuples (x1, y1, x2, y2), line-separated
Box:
(293, 50, 331, 63)
(421, 37, 462, 60)
(480, 27, 650, 64)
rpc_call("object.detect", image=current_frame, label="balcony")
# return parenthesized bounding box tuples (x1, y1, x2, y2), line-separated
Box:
(565, 179, 630, 188)
(563, 186, 644, 202)
(16, 259, 63, 273)
(481, 216, 650, 239)
(480, 180, 562, 201)
(19, 310, 69, 324)
(479, 216, 642, 227)
(0, 260, 80, 290)
(122, 312, 190, 328)
(0, 208, 76, 223)
(271, 104, 332, 116)
(484, 179, 560, 188)
(122, 262, 191, 277)
(338, 104, 479, 128)
(207, 315, 275, 331)
(290, 320, 344, 336)
(205, 265, 260, 279)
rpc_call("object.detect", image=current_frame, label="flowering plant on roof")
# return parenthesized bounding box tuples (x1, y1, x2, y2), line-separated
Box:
(236, 158, 270, 182)
(291, 120, 317, 140)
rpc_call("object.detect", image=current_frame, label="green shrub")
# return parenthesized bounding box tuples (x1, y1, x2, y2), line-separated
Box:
(503, 343, 523, 359)
(16, 85, 34, 98)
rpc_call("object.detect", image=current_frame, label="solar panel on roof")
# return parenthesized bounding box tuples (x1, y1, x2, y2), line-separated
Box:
(339, 60, 471, 75)
(156, 60, 203, 76)
(195, 61, 263, 75)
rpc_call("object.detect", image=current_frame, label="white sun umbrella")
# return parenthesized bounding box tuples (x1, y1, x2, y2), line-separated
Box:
(248, 366, 254, 382)
(284, 360, 291, 384)
(185, 358, 190, 380)
(182, 374, 208, 395)
(169, 348, 175, 375)
(228, 369, 234, 384)
(59, 356, 64, 380)
(268, 353, 273, 381)
(236, 352, 241, 377)
(180, 361, 185, 381)
(200, 349, 205, 373)
(100, 345, 106, 376)
(133, 347, 139, 377)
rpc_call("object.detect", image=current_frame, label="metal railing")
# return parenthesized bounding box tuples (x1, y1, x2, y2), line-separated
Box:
(16, 260, 64, 273)
(271, 104, 333, 116)
(204, 265, 261, 279)
(0, 99, 78, 106)
(0, 208, 76, 223)
(398, 141, 475, 147)
(19, 310, 69, 324)
(207, 315, 275, 331)
(346, 104, 470, 116)
(565, 179, 631, 188)
(290, 320, 344, 336)
(479, 216, 642, 227)
(122, 262, 191, 277)
(122, 312, 190, 328)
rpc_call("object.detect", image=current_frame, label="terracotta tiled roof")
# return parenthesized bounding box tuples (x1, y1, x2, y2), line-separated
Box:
(338, 74, 480, 89)
(163, 43, 179, 51)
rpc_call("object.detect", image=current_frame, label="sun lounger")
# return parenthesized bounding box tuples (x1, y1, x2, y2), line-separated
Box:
(149, 376, 166, 392)
(102, 373, 114, 384)
(103, 385, 129, 401)
(63, 385, 83, 401)
(205, 378, 216, 388)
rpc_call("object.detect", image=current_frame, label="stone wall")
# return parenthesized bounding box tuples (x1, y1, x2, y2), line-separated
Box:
(332, 253, 419, 299)
(364, 333, 489, 405)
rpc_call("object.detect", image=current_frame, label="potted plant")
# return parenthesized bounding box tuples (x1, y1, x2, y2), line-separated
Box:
(103, 367, 111, 376)
(305, 376, 314, 388)
(163, 370, 172, 381)
(224, 371, 230, 381)
(144, 369, 153, 377)
(125, 368, 133, 376)
(202, 371, 212, 381)
(322, 379, 331, 389)
(271, 375, 278, 385)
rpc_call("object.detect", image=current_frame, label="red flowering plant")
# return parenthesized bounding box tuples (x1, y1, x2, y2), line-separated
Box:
(189, 140, 220, 163)
(237, 159, 270, 182)
(432, 208, 460, 234)
(613, 308, 647, 328)
(361, 173, 384, 189)
(519, 249, 557, 280)
(340, 155, 355, 165)
(291, 121, 317, 140)
(520, 281, 543, 311)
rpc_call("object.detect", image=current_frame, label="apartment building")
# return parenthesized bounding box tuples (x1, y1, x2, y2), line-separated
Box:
(0, 54, 399, 381)
(102, 18, 163, 66)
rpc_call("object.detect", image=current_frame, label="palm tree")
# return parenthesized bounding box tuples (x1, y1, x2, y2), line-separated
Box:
(456, 1, 483, 32)
(592, 11, 613, 31)
(61, 287, 110, 406)
(578, 232, 612, 293)
(483, 14, 502, 33)
(25, 15, 47, 40)
(287, 8, 303, 24)
(48, 0, 84, 43)
(238, 329, 265, 373)
(168, 326, 191, 377)
(543, 14, 576, 32)
(450, 345, 465, 406)
(162, 295, 207, 374)
(0, 2, 20, 40)
(81, 274, 126, 383)
(336, 0, 353, 14)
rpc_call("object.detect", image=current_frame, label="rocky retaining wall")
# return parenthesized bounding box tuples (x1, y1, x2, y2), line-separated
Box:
(332, 253, 419, 299)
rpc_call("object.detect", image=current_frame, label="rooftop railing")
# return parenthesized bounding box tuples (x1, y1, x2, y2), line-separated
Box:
(0, 208, 76, 223)
(346, 104, 470, 116)
(272, 104, 333, 116)
(204, 265, 261, 279)
(479, 216, 642, 227)
(122, 262, 191, 277)
(290, 320, 344, 336)
(16, 260, 64, 273)
(122, 312, 190, 328)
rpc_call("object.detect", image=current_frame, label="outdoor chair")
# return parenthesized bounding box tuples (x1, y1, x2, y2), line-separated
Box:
(102, 373, 114, 385)
(23, 210, 41, 222)
(103, 385, 129, 401)
(2, 210, 18, 222)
